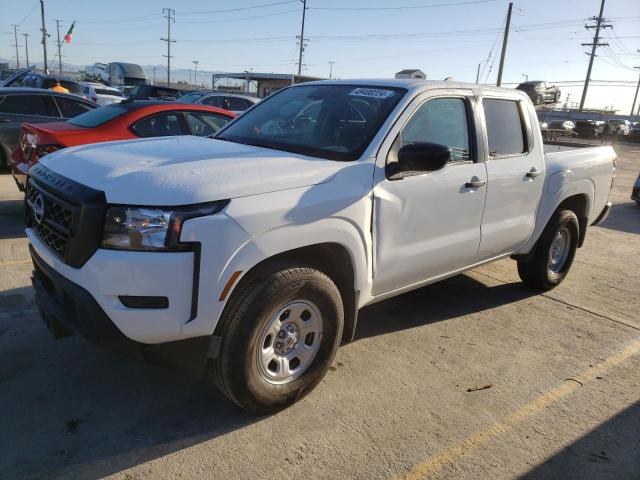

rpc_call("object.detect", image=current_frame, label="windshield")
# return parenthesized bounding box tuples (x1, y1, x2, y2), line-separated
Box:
(68, 104, 129, 127)
(215, 84, 406, 161)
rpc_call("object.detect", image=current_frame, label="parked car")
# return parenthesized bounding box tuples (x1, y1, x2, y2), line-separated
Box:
(177, 91, 259, 114)
(630, 122, 640, 142)
(11, 100, 235, 189)
(516, 81, 561, 105)
(0, 67, 34, 87)
(128, 84, 181, 100)
(632, 173, 640, 204)
(80, 82, 125, 106)
(609, 119, 631, 136)
(0, 87, 96, 171)
(575, 120, 605, 138)
(25, 80, 615, 412)
(548, 120, 575, 131)
(18, 72, 83, 95)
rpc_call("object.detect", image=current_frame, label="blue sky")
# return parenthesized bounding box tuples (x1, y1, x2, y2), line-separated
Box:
(2, 0, 639, 113)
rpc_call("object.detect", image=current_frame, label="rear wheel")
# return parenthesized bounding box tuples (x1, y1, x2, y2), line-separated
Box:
(517, 210, 579, 290)
(209, 263, 343, 413)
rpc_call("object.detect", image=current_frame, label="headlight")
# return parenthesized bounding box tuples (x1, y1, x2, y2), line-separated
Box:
(101, 201, 228, 251)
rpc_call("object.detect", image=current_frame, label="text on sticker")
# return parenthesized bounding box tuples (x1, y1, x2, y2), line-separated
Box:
(349, 88, 395, 99)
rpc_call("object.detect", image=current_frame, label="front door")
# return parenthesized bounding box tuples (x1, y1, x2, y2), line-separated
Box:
(372, 92, 487, 296)
(477, 96, 545, 259)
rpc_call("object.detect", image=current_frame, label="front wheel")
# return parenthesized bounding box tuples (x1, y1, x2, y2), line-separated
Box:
(517, 210, 579, 290)
(209, 263, 344, 413)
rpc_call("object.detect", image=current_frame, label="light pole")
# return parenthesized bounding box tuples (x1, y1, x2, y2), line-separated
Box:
(522, 73, 528, 82)
(328, 61, 334, 79)
(193, 60, 198, 87)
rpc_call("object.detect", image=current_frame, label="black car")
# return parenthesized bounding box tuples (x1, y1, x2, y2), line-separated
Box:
(0, 88, 97, 168)
(516, 81, 561, 105)
(575, 120, 605, 138)
(2, 69, 82, 95)
(128, 84, 181, 100)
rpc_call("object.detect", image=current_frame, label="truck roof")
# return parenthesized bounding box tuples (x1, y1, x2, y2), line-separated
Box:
(298, 78, 518, 95)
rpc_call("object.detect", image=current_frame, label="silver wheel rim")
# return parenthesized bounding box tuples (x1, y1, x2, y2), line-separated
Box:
(548, 227, 570, 274)
(255, 300, 323, 385)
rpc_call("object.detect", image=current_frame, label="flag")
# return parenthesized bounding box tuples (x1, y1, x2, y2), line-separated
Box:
(64, 21, 75, 43)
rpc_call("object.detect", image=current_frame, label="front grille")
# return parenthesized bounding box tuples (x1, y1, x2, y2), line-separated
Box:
(25, 164, 107, 268)
(26, 180, 75, 258)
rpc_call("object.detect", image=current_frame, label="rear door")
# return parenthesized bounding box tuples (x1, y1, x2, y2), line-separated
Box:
(477, 96, 545, 259)
(130, 111, 189, 137)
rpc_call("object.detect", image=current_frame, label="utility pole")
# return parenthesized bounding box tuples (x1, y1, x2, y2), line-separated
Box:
(631, 66, 640, 119)
(328, 61, 334, 79)
(297, 0, 308, 76)
(23, 33, 30, 67)
(193, 60, 198, 86)
(475, 62, 482, 84)
(161, 8, 176, 87)
(11, 25, 20, 69)
(496, 2, 513, 87)
(579, 0, 611, 111)
(152, 65, 156, 84)
(40, 0, 48, 73)
(54, 19, 63, 77)
(564, 92, 572, 110)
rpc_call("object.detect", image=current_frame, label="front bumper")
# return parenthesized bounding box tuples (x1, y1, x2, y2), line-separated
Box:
(591, 201, 612, 226)
(30, 245, 212, 376)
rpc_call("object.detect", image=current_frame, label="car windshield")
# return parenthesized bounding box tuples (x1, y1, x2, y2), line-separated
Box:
(215, 84, 406, 161)
(178, 92, 205, 103)
(68, 104, 129, 127)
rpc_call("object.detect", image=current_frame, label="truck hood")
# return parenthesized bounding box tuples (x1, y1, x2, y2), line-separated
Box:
(39, 136, 343, 204)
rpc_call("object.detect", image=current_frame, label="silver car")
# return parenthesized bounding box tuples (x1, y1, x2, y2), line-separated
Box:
(177, 91, 259, 114)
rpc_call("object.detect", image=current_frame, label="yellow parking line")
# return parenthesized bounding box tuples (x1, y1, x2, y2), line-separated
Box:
(394, 337, 640, 480)
(0, 259, 32, 266)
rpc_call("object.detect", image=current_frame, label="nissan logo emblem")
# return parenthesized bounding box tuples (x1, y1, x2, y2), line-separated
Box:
(33, 194, 45, 224)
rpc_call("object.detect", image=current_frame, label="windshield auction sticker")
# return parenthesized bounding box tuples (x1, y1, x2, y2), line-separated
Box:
(349, 88, 395, 99)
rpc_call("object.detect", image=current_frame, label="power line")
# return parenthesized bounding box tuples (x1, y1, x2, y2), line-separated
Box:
(310, 0, 496, 10)
(180, 0, 298, 15)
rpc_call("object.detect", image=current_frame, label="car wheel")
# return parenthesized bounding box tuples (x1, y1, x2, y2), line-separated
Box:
(535, 94, 543, 105)
(554, 92, 561, 102)
(209, 263, 344, 413)
(517, 210, 579, 291)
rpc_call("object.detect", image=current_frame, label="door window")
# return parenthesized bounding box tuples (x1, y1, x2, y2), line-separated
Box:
(483, 99, 527, 157)
(185, 111, 232, 136)
(202, 96, 224, 108)
(132, 112, 185, 137)
(226, 97, 250, 111)
(0, 94, 58, 116)
(399, 97, 472, 162)
(54, 97, 94, 118)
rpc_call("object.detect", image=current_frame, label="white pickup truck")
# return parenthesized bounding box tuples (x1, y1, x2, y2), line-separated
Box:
(26, 80, 615, 412)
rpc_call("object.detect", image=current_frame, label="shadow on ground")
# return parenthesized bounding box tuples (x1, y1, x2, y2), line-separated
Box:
(0, 273, 538, 479)
(598, 202, 640, 235)
(521, 402, 640, 479)
(0, 199, 25, 239)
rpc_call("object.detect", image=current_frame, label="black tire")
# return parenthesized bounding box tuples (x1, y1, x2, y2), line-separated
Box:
(535, 94, 543, 105)
(209, 263, 344, 413)
(517, 210, 579, 291)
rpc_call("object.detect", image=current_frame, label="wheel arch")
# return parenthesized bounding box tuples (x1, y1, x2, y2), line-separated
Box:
(216, 242, 361, 344)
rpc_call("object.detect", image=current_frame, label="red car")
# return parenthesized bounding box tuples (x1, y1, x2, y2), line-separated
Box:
(11, 100, 235, 190)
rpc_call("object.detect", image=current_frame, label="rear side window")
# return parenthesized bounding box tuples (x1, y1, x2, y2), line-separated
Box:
(185, 111, 232, 136)
(54, 97, 95, 118)
(95, 88, 123, 97)
(483, 99, 526, 157)
(132, 112, 185, 137)
(0, 94, 57, 116)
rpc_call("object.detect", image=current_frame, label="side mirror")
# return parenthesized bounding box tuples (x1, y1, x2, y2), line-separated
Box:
(390, 142, 451, 178)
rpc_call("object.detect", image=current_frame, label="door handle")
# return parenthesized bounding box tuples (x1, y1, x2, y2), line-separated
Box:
(465, 179, 486, 188)
(526, 167, 542, 178)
